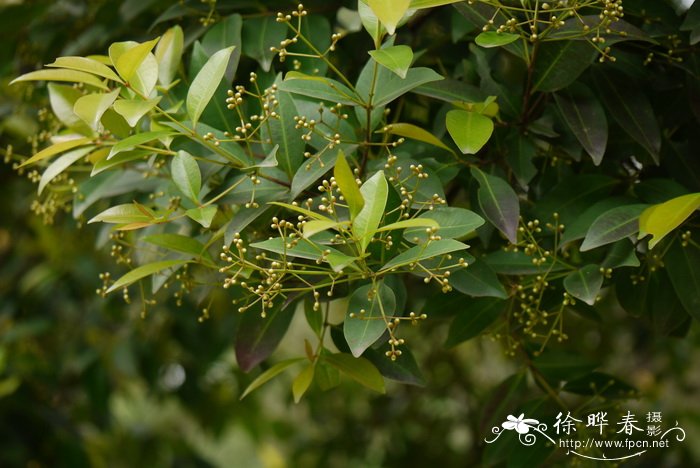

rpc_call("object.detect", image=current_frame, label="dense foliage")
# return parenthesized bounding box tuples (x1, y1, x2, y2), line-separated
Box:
(2, 0, 700, 465)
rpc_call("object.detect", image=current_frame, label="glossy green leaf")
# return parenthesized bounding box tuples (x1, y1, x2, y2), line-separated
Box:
(581, 204, 648, 251)
(471, 168, 519, 244)
(292, 364, 315, 403)
(268, 201, 334, 222)
(141, 233, 208, 258)
(554, 83, 608, 165)
(186, 206, 217, 228)
(235, 303, 294, 372)
(322, 353, 385, 393)
(564, 265, 604, 306)
(239, 358, 303, 400)
(154, 25, 184, 86)
(560, 197, 636, 247)
(91, 149, 150, 176)
(602, 240, 640, 269)
(379, 122, 452, 152)
(665, 240, 700, 321)
(111, 38, 159, 83)
(88, 203, 154, 224)
(19, 137, 93, 168)
(108, 130, 173, 158)
(484, 250, 567, 275)
(344, 282, 395, 357)
(261, 86, 304, 177)
(413, 78, 484, 104)
(11, 69, 109, 90)
(405, 207, 484, 244)
(171, 150, 201, 202)
(250, 237, 357, 272)
(375, 218, 438, 233)
(241, 16, 287, 71)
(532, 41, 596, 92)
(358, 1, 383, 43)
(47, 56, 122, 83)
(303, 219, 348, 238)
(369, 45, 413, 78)
(372, 67, 443, 107)
(113, 97, 161, 127)
(334, 151, 364, 220)
(73, 89, 120, 130)
(186, 46, 235, 127)
(47, 84, 87, 129)
(639, 193, 700, 250)
(363, 344, 425, 386)
(38, 146, 94, 195)
(380, 239, 469, 272)
(106, 259, 186, 293)
(367, 0, 410, 35)
(475, 31, 519, 48)
(506, 135, 537, 190)
(353, 170, 388, 252)
(445, 298, 506, 347)
(449, 260, 507, 299)
(446, 110, 493, 154)
(279, 72, 361, 106)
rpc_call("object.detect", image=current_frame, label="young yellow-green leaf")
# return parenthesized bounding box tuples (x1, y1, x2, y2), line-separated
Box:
(292, 364, 315, 403)
(344, 282, 396, 357)
(368, 45, 413, 78)
(323, 353, 385, 393)
(186, 206, 217, 228)
(112, 38, 159, 83)
(334, 151, 364, 220)
(303, 219, 349, 238)
(106, 259, 186, 294)
(475, 31, 519, 48)
(639, 193, 700, 250)
(154, 25, 184, 86)
(108, 130, 174, 158)
(410, 0, 464, 7)
(11, 69, 109, 90)
(353, 170, 388, 252)
(368, 0, 410, 35)
(113, 97, 161, 127)
(581, 204, 648, 251)
(38, 146, 94, 195)
(73, 89, 120, 130)
(19, 137, 93, 168)
(379, 122, 452, 152)
(446, 109, 494, 155)
(564, 264, 604, 306)
(187, 46, 235, 126)
(239, 358, 304, 400)
(375, 218, 438, 233)
(471, 168, 519, 244)
(379, 238, 469, 272)
(268, 201, 334, 222)
(171, 150, 201, 202)
(47, 56, 123, 83)
(358, 1, 383, 43)
(88, 203, 155, 224)
(47, 84, 89, 130)
(404, 207, 484, 243)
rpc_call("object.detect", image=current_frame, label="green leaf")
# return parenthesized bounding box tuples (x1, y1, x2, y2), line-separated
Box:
(639, 193, 700, 250)
(241, 16, 287, 71)
(484, 250, 567, 275)
(250, 237, 357, 272)
(363, 344, 425, 386)
(560, 197, 636, 247)
(106, 259, 186, 293)
(665, 240, 700, 321)
(154, 25, 184, 86)
(279, 72, 361, 106)
(446, 110, 493, 154)
(380, 239, 469, 272)
(353, 170, 388, 252)
(533, 175, 618, 227)
(375, 218, 438, 233)
(593, 70, 661, 163)
(19, 137, 93, 168)
(554, 83, 608, 165)
(405, 207, 484, 243)
(171, 150, 201, 202)
(38, 146, 94, 195)
(11, 69, 109, 90)
(344, 282, 396, 357)
(410, 0, 465, 7)
(186, 206, 217, 228)
(334, 151, 364, 219)
(412, 78, 484, 104)
(47, 56, 122, 83)
(322, 353, 385, 393)
(475, 31, 519, 48)
(108, 130, 173, 158)
(141, 233, 208, 258)
(449, 260, 508, 299)
(261, 84, 304, 178)
(367, 0, 410, 35)
(379, 122, 452, 152)
(239, 358, 303, 400)
(235, 303, 294, 372)
(47, 84, 88, 130)
(88, 203, 154, 224)
(358, 1, 383, 43)
(73, 89, 120, 130)
(369, 45, 413, 78)
(292, 364, 315, 403)
(372, 67, 443, 107)
(186, 46, 235, 127)
(533, 351, 597, 382)
(111, 38, 159, 83)
(564, 265, 604, 306)
(268, 201, 333, 222)
(532, 41, 596, 92)
(303, 219, 348, 238)
(580, 204, 648, 251)
(506, 135, 537, 190)
(113, 97, 161, 127)
(602, 240, 640, 269)
(445, 297, 506, 347)
(471, 168, 520, 244)
(201, 14, 241, 82)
